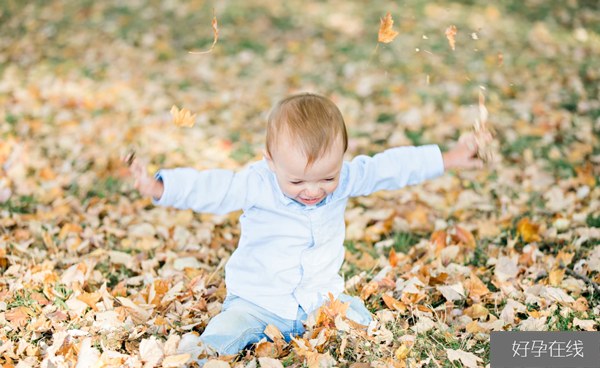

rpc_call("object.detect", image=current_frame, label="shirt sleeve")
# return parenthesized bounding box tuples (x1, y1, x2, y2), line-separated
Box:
(346, 144, 445, 198)
(151, 166, 260, 214)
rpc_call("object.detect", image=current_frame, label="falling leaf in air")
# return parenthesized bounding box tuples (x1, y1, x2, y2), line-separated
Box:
(471, 28, 481, 40)
(498, 51, 504, 66)
(473, 91, 494, 162)
(171, 106, 197, 128)
(368, 12, 399, 65)
(189, 9, 219, 54)
(445, 25, 457, 50)
(378, 13, 400, 43)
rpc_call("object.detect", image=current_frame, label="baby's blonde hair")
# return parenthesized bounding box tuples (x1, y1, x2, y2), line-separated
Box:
(266, 93, 348, 172)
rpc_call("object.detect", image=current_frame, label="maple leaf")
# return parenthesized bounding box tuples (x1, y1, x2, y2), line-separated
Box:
(379, 12, 399, 43)
(368, 12, 399, 66)
(77, 292, 102, 311)
(445, 25, 457, 50)
(171, 105, 197, 128)
(189, 9, 219, 55)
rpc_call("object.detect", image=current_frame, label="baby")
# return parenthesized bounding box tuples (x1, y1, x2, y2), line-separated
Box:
(128, 93, 488, 361)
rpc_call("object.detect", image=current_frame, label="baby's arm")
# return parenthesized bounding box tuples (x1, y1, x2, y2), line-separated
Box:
(346, 132, 490, 197)
(127, 159, 257, 215)
(347, 144, 444, 197)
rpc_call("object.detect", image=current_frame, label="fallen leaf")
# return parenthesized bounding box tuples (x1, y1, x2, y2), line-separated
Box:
(573, 318, 597, 331)
(382, 294, 406, 312)
(495, 256, 519, 282)
(258, 357, 284, 368)
(517, 217, 541, 243)
(389, 248, 399, 267)
(264, 324, 284, 343)
(162, 354, 192, 368)
(437, 283, 465, 302)
(76, 292, 102, 311)
(171, 105, 197, 128)
(446, 348, 483, 368)
(395, 344, 408, 360)
(189, 9, 219, 54)
(139, 336, 164, 367)
(75, 337, 100, 368)
(445, 25, 457, 50)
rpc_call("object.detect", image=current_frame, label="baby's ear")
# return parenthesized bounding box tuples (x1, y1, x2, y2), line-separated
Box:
(262, 149, 276, 172)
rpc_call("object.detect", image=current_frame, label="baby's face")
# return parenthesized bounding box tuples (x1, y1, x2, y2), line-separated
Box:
(264, 135, 344, 206)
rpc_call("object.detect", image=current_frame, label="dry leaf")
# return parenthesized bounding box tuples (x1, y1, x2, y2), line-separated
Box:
(76, 292, 102, 311)
(162, 354, 192, 368)
(389, 248, 399, 267)
(437, 283, 465, 302)
(573, 318, 597, 331)
(189, 9, 219, 54)
(258, 357, 284, 368)
(498, 51, 504, 66)
(382, 294, 406, 312)
(171, 105, 197, 128)
(379, 13, 399, 43)
(139, 337, 164, 367)
(517, 217, 541, 243)
(495, 256, 519, 282)
(446, 349, 483, 368)
(75, 337, 100, 368)
(445, 26, 457, 50)
(395, 344, 408, 360)
(264, 324, 284, 342)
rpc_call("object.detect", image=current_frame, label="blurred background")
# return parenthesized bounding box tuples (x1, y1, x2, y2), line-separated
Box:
(1, 0, 598, 202)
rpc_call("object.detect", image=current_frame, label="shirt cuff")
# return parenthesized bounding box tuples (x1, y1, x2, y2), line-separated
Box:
(151, 170, 169, 206)
(421, 144, 445, 179)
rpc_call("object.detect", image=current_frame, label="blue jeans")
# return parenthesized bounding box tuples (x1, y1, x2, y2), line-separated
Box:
(200, 293, 373, 356)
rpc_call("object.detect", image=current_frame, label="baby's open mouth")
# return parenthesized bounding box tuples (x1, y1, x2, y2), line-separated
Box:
(300, 196, 322, 204)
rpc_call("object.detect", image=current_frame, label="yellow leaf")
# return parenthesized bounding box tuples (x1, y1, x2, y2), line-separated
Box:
(395, 344, 409, 360)
(189, 9, 219, 54)
(171, 105, 197, 128)
(516, 217, 541, 243)
(379, 13, 399, 43)
(76, 292, 102, 311)
(549, 268, 565, 286)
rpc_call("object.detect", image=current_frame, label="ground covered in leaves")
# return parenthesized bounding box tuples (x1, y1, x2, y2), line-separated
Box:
(1, 0, 600, 367)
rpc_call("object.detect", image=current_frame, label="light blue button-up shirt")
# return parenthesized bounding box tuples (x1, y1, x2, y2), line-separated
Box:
(153, 145, 444, 319)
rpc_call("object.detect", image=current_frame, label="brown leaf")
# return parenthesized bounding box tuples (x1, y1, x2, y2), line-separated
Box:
(382, 294, 406, 313)
(189, 9, 219, 54)
(445, 26, 457, 50)
(378, 13, 399, 43)
(498, 51, 504, 66)
(464, 273, 490, 302)
(171, 105, 197, 128)
(454, 226, 476, 248)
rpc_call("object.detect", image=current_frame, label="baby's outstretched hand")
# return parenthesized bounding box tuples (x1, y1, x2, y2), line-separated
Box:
(122, 156, 164, 200)
(442, 132, 493, 170)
